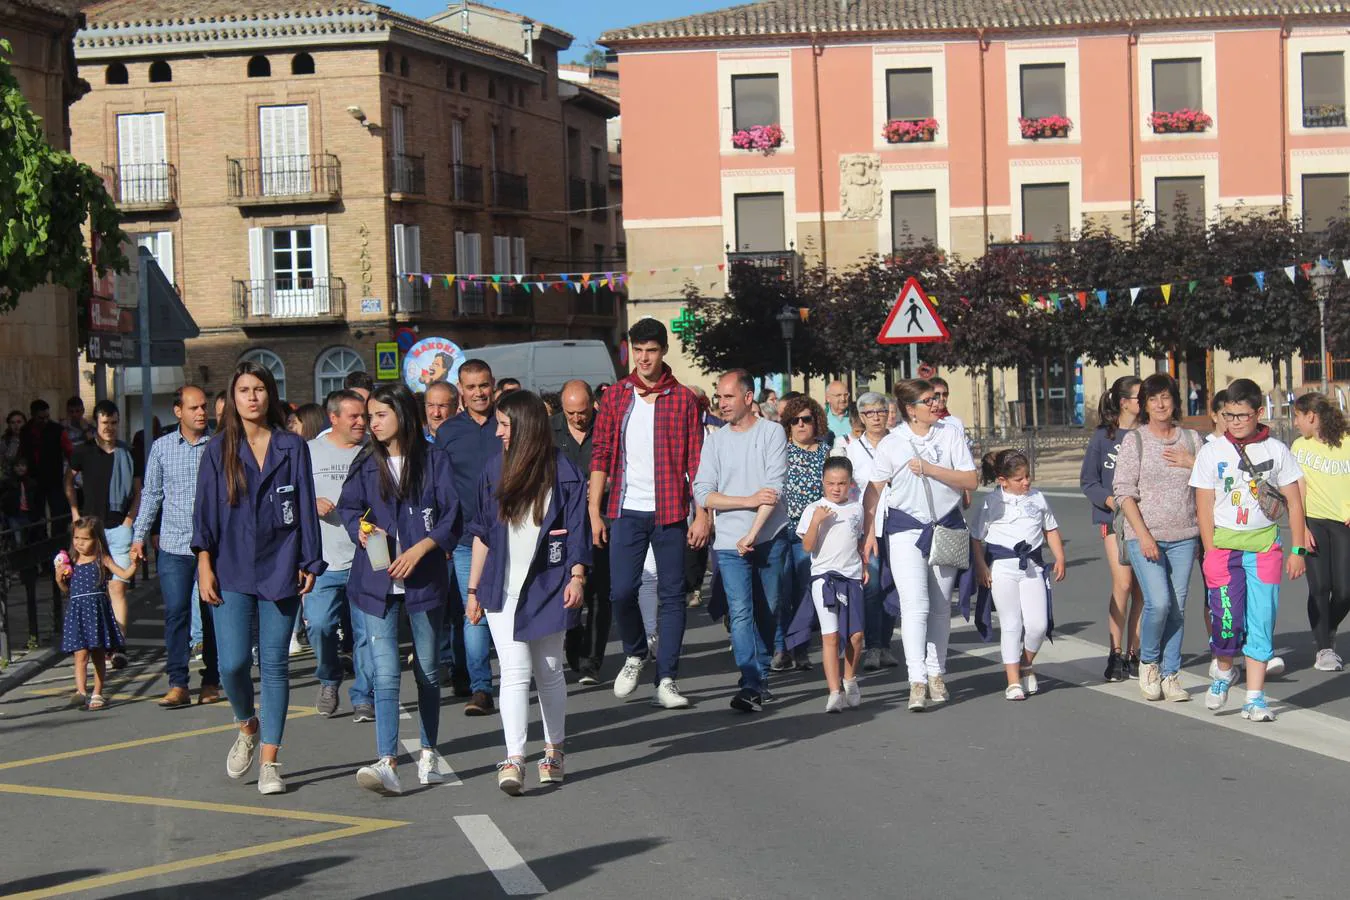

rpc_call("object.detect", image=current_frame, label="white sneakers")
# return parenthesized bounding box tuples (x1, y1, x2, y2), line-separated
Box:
(1139, 663, 1163, 701)
(226, 728, 258, 780)
(842, 678, 861, 709)
(613, 656, 645, 699)
(418, 749, 447, 785)
(908, 682, 928, 712)
(357, 758, 403, 795)
(257, 762, 285, 795)
(652, 678, 691, 709)
(1315, 649, 1343, 672)
(825, 691, 845, 713)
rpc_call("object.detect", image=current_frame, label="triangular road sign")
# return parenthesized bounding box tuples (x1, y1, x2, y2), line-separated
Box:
(877, 277, 949, 345)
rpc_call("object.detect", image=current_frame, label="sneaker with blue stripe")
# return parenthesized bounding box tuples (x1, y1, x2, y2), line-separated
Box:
(1205, 677, 1231, 711)
(1242, 694, 1277, 722)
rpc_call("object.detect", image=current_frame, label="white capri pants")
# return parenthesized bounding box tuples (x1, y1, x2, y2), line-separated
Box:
(989, 559, 1050, 665)
(887, 530, 958, 685)
(485, 592, 567, 760)
(810, 579, 840, 636)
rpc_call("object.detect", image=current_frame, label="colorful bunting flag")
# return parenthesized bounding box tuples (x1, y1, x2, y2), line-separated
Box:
(1096, 290, 1108, 308)
(1254, 271, 1266, 291)
(1129, 287, 1141, 305)
(1284, 266, 1297, 283)
(422, 275, 432, 288)
(1188, 280, 1197, 294)
(1077, 291, 1087, 310)
(1161, 284, 1172, 304)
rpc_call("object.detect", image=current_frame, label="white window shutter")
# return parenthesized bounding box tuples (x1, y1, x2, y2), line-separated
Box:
(512, 237, 526, 273)
(247, 227, 267, 314)
(310, 225, 330, 314)
(407, 226, 421, 274)
(493, 235, 509, 274)
(156, 231, 174, 285)
(393, 224, 407, 274)
(469, 233, 481, 273)
(391, 105, 406, 156)
(451, 119, 463, 164)
(147, 113, 166, 165)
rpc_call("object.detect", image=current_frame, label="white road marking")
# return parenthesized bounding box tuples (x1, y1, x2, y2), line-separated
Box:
(950, 619, 1350, 765)
(399, 738, 461, 785)
(455, 814, 548, 895)
(398, 704, 412, 720)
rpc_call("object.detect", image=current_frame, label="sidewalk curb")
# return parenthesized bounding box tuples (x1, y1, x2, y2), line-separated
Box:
(0, 577, 161, 698)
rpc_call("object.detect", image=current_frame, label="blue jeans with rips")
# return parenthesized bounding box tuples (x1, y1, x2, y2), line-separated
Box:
(716, 531, 789, 696)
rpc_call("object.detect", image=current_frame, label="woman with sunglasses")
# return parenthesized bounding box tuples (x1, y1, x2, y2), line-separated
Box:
(1080, 376, 1144, 682)
(862, 380, 977, 711)
(773, 395, 831, 671)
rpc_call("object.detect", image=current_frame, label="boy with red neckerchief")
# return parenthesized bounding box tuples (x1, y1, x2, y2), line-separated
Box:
(1189, 379, 1307, 722)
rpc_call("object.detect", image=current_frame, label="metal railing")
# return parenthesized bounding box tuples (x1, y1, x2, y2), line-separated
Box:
(727, 249, 798, 282)
(1304, 105, 1347, 128)
(0, 514, 72, 664)
(103, 162, 177, 208)
(494, 284, 531, 318)
(571, 285, 619, 318)
(396, 278, 429, 314)
(232, 276, 346, 323)
(1302, 357, 1350, 384)
(227, 153, 342, 203)
(492, 169, 529, 210)
(389, 153, 425, 195)
(457, 281, 487, 316)
(451, 163, 483, 204)
(568, 176, 587, 213)
(987, 240, 1064, 259)
(590, 182, 608, 221)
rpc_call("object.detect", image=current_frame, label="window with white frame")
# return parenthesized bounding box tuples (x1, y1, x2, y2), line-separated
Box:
(314, 347, 365, 400)
(394, 224, 422, 312)
(1302, 52, 1346, 127)
(733, 193, 786, 252)
(1152, 59, 1203, 113)
(886, 68, 933, 121)
(1155, 176, 1206, 231)
(116, 112, 168, 204)
(890, 190, 938, 249)
(240, 348, 286, 400)
(133, 231, 174, 287)
(258, 104, 311, 195)
(246, 225, 330, 318)
(731, 74, 780, 131)
(1302, 173, 1349, 231)
(454, 230, 484, 315)
(490, 235, 528, 315)
(1020, 64, 1067, 118)
(1021, 183, 1070, 241)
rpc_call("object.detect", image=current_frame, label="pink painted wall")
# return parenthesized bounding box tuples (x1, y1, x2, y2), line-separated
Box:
(1216, 30, 1283, 198)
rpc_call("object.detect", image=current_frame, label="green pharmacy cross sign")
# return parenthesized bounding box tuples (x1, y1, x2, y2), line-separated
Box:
(671, 307, 704, 339)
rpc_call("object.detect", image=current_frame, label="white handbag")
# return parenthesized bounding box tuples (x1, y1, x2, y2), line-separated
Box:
(915, 446, 970, 570)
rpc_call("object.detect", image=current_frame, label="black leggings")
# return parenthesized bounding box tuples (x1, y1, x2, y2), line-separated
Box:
(1306, 518, 1350, 651)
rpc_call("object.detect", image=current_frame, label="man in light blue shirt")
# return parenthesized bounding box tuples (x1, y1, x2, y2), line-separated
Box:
(693, 369, 788, 713)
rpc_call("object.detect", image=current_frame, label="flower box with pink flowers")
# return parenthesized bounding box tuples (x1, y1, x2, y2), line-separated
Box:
(882, 118, 939, 143)
(731, 124, 785, 153)
(1018, 115, 1073, 139)
(1149, 109, 1213, 133)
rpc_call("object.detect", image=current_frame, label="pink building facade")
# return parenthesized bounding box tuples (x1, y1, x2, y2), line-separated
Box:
(603, 2, 1350, 420)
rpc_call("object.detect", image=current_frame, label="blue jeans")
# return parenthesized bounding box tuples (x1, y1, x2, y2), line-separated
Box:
(305, 568, 349, 687)
(364, 596, 443, 760)
(454, 544, 493, 694)
(348, 591, 373, 708)
(609, 510, 689, 683)
(862, 556, 894, 649)
(717, 531, 789, 695)
(190, 580, 203, 646)
(159, 552, 218, 689)
(1126, 537, 1197, 676)
(212, 592, 300, 747)
(776, 533, 811, 653)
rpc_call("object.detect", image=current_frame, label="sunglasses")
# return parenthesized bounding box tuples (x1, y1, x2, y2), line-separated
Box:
(789, 415, 814, 426)
(909, 396, 941, 407)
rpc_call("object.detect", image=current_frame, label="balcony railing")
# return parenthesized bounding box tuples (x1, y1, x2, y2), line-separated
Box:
(1303, 357, 1350, 385)
(232, 276, 346, 324)
(396, 278, 429, 314)
(103, 162, 177, 210)
(390, 153, 425, 196)
(590, 182, 608, 221)
(568, 176, 587, 213)
(492, 169, 529, 210)
(457, 281, 487, 316)
(1304, 105, 1347, 128)
(227, 153, 341, 205)
(987, 240, 1064, 260)
(571, 285, 620, 318)
(727, 249, 799, 282)
(451, 163, 483, 204)
(495, 284, 531, 318)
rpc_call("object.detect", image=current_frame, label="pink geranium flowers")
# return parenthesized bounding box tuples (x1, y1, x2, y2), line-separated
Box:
(1149, 109, 1213, 133)
(882, 118, 939, 143)
(1018, 115, 1073, 139)
(731, 124, 785, 153)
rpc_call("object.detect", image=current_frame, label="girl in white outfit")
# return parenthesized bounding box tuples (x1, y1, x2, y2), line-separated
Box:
(971, 449, 1066, 700)
(863, 380, 978, 711)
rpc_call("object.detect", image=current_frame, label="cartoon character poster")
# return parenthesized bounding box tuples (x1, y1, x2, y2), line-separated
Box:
(403, 337, 465, 392)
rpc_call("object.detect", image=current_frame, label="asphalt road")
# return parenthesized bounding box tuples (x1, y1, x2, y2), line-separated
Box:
(3, 494, 1350, 899)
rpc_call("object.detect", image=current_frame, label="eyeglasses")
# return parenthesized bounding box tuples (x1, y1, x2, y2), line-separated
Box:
(789, 415, 814, 426)
(859, 409, 886, 418)
(932, 392, 949, 400)
(1124, 394, 1140, 402)
(910, 396, 941, 407)
(1221, 411, 1255, 423)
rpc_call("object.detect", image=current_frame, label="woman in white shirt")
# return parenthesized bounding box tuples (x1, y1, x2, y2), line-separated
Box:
(863, 380, 978, 711)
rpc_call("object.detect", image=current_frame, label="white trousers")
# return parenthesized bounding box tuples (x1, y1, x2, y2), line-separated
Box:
(887, 530, 957, 684)
(484, 592, 566, 760)
(989, 559, 1050, 665)
(810, 579, 840, 635)
(636, 546, 659, 637)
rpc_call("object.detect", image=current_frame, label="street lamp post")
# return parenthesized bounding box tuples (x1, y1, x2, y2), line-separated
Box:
(1312, 259, 1336, 395)
(776, 305, 797, 394)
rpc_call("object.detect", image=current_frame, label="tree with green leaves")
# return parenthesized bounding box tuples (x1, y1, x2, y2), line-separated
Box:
(0, 40, 125, 310)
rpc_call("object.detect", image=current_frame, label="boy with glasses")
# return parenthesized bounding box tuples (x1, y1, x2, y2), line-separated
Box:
(1190, 379, 1306, 721)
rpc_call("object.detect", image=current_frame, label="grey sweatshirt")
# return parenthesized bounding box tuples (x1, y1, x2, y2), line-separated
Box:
(1111, 425, 1201, 542)
(692, 417, 787, 551)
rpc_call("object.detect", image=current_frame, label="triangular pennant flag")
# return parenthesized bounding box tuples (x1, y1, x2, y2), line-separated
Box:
(1301, 262, 1314, 275)
(490, 281, 500, 292)
(1254, 271, 1266, 291)
(513, 275, 523, 284)
(445, 275, 455, 288)
(693, 266, 703, 275)
(960, 296, 971, 307)
(600, 278, 610, 288)
(1343, 260, 1350, 277)
(581, 273, 591, 285)
(1129, 287, 1141, 304)
(1049, 292, 1060, 304)
(561, 273, 572, 282)
(799, 307, 810, 322)
(1054, 297, 1063, 311)
(1187, 280, 1197, 294)
(422, 275, 432, 288)
(648, 269, 657, 276)
(1284, 266, 1297, 283)
(1161, 284, 1173, 304)
(1223, 275, 1233, 287)
(572, 282, 582, 293)
(717, 263, 726, 272)
(1096, 289, 1108, 308)
(1021, 294, 1032, 305)
(1077, 291, 1087, 310)
(490, 275, 501, 284)
(405, 274, 415, 283)
(591, 281, 599, 292)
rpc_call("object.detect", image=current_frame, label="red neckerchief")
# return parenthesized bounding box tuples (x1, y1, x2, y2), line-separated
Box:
(936, 409, 951, 419)
(623, 363, 679, 398)
(1224, 424, 1271, 449)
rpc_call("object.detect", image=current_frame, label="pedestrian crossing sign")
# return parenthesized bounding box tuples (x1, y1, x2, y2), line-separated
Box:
(877, 277, 949, 345)
(376, 342, 400, 380)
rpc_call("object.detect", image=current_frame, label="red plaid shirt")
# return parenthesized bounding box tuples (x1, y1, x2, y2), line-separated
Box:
(590, 369, 704, 525)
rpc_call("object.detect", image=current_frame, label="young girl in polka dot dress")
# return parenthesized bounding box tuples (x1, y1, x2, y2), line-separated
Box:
(58, 517, 135, 710)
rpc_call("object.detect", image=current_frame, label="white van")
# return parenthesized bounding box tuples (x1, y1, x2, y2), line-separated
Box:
(465, 340, 617, 393)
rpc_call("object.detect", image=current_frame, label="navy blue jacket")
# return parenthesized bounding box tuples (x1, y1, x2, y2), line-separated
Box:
(468, 450, 591, 642)
(338, 447, 461, 615)
(435, 409, 502, 547)
(192, 429, 325, 601)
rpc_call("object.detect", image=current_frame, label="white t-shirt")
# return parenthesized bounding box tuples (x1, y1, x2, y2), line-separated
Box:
(971, 488, 1058, 551)
(1189, 436, 1303, 532)
(622, 388, 657, 512)
(386, 456, 405, 594)
(845, 431, 887, 530)
(870, 421, 975, 520)
(505, 489, 550, 602)
(795, 498, 864, 580)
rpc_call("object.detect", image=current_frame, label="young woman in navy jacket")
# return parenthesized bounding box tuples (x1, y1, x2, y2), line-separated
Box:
(193, 361, 325, 796)
(338, 383, 461, 796)
(466, 391, 590, 796)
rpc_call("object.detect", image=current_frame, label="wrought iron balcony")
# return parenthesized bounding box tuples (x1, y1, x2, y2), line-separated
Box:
(494, 284, 532, 318)
(396, 277, 429, 314)
(389, 153, 425, 196)
(103, 162, 177, 211)
(986, 240, 1067, 260)
(571, 285, 619, 318)
(227, 153, 341, 205)
(569, 176, 587, 213)
(451, 163, 483, 204)
(492, 169, 529, 211)
(1304, 105, 1347, 128)
(726, 248, 799, 282)
(590, 182, 608, 221)
(232, 276, 346, 325)
(456, 281, 487, 316)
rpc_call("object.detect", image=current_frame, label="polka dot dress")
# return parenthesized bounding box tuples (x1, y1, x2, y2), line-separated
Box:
(60, 561, 125, 653)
